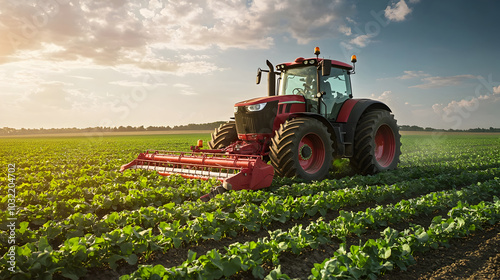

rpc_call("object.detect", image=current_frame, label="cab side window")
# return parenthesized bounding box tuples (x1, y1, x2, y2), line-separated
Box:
(321, 68, 351, 119)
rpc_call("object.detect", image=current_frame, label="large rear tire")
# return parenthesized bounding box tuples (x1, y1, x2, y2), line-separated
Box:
(351, 110, 401, 174)
(270, 118, 334, 181)
(208, 121, 238, 149)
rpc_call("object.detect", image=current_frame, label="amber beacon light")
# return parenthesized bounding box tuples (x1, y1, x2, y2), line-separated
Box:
(314, 47, 321, 56)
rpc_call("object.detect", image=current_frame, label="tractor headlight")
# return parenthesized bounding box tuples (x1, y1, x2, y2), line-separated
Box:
(246, 103, 267, 112)
(234, 106, 239, 113)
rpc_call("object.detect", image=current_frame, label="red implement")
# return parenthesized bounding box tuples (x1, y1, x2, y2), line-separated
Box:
(120, 151, 274, 191)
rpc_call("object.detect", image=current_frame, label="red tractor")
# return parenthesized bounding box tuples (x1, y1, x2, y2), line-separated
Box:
(121, 47, 401, 201)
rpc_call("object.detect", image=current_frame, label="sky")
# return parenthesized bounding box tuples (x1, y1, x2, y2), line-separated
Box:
(1, 0, 499, 130)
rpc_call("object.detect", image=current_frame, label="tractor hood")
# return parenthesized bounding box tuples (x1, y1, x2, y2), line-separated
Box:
(234, 95, 305, 107)
(233, 94, 307, 141)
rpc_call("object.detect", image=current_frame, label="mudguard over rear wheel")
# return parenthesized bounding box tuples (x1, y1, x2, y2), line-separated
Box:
(351, 110, 401, 174)
(208, 121, 238, 149)
(270, 118, 334, 181)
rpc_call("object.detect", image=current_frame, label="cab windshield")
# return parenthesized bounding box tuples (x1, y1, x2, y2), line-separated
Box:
(279, 66, 317, 100)
(278, 65, 352, 118)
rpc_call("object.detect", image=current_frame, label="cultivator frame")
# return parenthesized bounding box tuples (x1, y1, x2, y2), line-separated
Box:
(120, 150, 274, 192)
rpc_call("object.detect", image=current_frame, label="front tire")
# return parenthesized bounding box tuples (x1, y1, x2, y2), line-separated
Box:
(208, 121, 238, 149)
(351, 110, 401, 174)
(270, 118, 334, 181)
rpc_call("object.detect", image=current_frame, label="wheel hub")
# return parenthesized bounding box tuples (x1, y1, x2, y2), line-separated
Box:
(299, 144, 312, 160)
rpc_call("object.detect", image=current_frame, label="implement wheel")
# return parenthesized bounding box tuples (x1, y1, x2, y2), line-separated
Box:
(208, 121, 238, 149)
(270, 118, 334, 181)
(351, 110, 401, 174)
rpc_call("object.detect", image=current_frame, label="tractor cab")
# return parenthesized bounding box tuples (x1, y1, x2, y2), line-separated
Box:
(274, 51, 354, 121)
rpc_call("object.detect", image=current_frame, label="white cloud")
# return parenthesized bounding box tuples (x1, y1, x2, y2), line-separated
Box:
(7, 80, 108, 112)
(25, 82, 73, 110)
(350, 34, 374, 48)
(368, 90, 428, 127)
(432, 89, 500, 129)
(397, 70, 430, 80)
(371, 90, 393, 102)
(369, 91, 405, 109)
(340, 41, 355, 51)
(178, 54, 211, 61)
(109, 80, 164, 87)
(493, 85, 500, 94)
(411, 74, 477, 89)
(385, 0, 412, 22)
(0, 0, 355, 70)
(377, 70, 430, 81)
(11, 69, 44, 85)
(339, 25, 352, 36)
(433, 99, 477, 116)
(176, 61, 224, 75)
(68, 75, 94, 80)
(434, 96, 495, 118)
(346, 17, 356, 24)
(173, 83, 197, 96)
(340, 0, 419, 51)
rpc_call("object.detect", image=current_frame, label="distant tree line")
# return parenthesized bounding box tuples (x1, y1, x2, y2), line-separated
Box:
(0, 121, 227, 136)
(399, 125, 500, 133)
(2, 123, 500, 136)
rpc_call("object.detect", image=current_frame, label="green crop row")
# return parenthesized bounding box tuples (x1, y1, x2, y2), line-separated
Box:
(5, 152, 491, 225)
(1, 133, 499, 280)
(3, 163, 498, 264)
(3, 178, 497, 280)
(309, 199, 500, 279)
(118, 180, 500, 280)
(0, 173, 217, 231)
(3, 164, 498, 254)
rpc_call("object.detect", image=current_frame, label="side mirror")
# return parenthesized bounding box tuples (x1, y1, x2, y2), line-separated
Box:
(321, 60, 331, 76)
(256, 68, 262, 84)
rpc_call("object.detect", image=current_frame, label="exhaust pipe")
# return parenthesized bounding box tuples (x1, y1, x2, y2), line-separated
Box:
(266, 60, 275, 96)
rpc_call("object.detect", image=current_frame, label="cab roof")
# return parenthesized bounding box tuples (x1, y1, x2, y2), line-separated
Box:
(276, 57, 353, 71)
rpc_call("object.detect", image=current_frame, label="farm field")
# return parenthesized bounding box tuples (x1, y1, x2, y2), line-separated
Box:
(1, 132, 499, 279)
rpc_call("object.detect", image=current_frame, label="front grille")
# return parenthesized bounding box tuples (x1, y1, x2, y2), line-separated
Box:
(234, 101, 278, 135)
